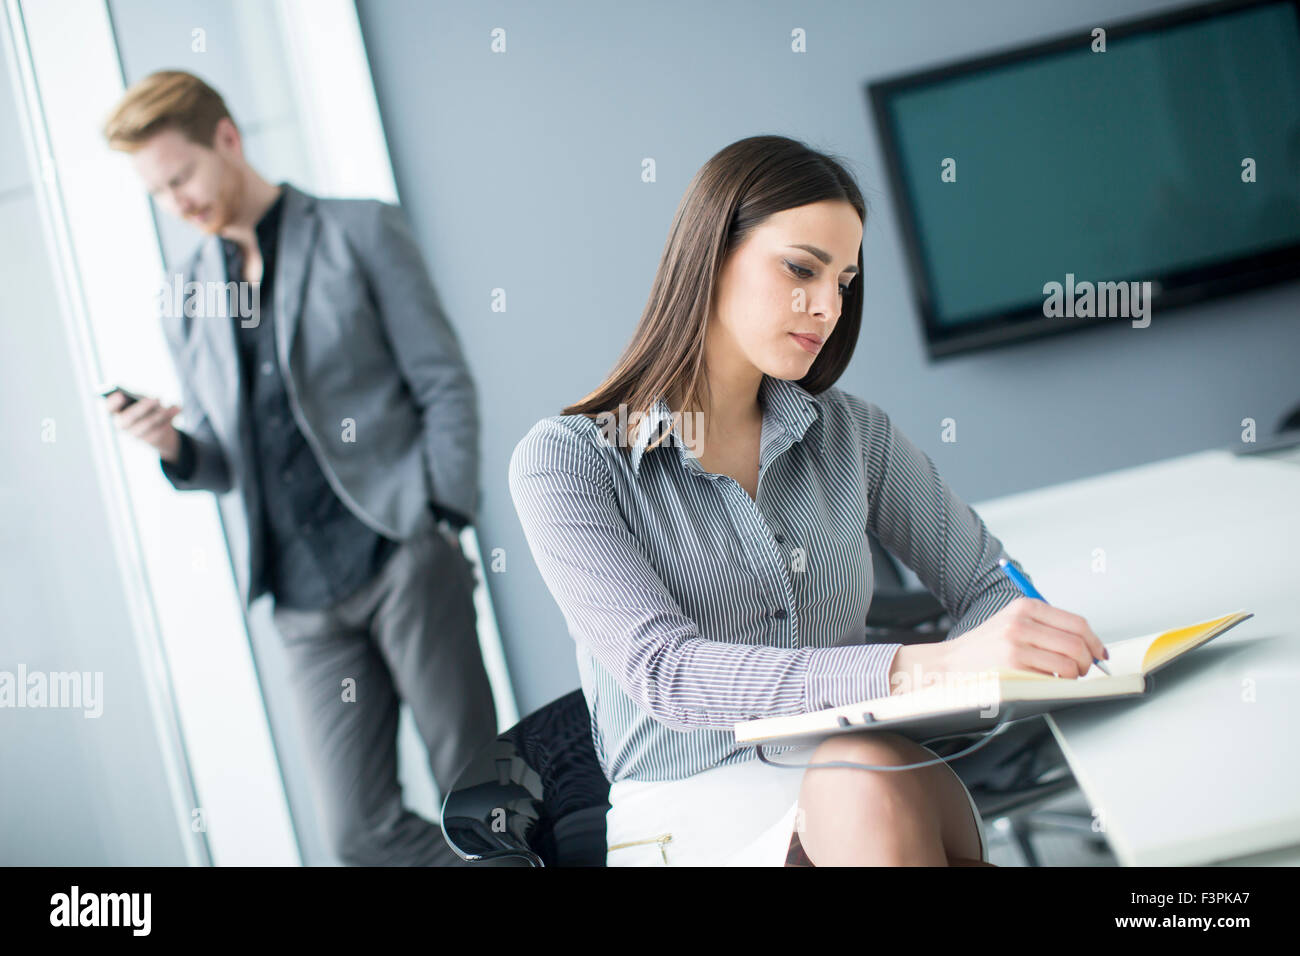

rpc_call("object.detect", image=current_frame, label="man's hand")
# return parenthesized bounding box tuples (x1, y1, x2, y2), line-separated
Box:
(104, 391, 182, 462)
(435, 521, 464, 557)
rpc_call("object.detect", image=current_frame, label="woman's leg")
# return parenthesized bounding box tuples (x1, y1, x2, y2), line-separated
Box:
(792, 731, 984, 866)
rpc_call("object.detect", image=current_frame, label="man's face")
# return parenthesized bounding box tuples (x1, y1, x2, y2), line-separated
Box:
(130, 123, 240, 234)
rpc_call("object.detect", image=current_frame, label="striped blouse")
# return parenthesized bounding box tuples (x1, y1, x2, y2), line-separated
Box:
(507, 373, 1028, 783)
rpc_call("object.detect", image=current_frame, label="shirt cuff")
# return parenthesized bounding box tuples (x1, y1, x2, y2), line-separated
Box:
(804, 642, 903, 712)
(160, 430, 197, 484)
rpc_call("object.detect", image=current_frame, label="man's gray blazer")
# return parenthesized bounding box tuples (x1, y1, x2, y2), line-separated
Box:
(158, 182, 479, 608)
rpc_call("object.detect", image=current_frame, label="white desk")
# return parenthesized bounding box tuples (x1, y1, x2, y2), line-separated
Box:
(972, 444, 1300, 866)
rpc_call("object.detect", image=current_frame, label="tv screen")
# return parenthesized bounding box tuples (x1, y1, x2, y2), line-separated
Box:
(868, 0, 1300, 359)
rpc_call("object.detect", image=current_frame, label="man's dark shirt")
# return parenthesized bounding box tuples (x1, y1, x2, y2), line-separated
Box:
(161, 188, 468, 609)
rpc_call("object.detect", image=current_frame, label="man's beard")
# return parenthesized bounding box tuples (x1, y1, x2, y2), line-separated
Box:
(194, 202, 231, 233)
(195, 175, 240, 234)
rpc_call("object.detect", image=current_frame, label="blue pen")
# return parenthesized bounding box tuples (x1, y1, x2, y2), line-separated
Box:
(997, 557, 1110, 676)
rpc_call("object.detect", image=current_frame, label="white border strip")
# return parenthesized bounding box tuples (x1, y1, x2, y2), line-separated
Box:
(12, 0, 300, 865)
(2, 0, 209, 866)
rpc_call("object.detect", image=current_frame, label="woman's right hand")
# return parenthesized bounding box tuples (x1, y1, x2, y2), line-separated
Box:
(939, 597, 1109, 680)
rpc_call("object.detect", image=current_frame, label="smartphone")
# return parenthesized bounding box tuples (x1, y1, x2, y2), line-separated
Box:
(99, 384, 141, 409)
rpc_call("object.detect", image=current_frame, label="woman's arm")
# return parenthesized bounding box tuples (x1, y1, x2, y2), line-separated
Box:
(852, 397, 1034, 692)
(508, 417, 903, 731)
(856, 397, 1029, 640)
(852, 398, 1110, 687)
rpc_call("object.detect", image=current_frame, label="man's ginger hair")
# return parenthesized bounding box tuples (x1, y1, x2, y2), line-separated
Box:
(102, 69, 233, 152)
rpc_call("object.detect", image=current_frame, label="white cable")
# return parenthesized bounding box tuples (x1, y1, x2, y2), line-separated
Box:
(753, 712, 1019, 771)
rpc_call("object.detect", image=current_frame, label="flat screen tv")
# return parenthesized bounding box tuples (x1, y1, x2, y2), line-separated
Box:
(867, 0, 1300, 359)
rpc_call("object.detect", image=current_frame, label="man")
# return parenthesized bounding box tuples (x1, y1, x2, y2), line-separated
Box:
(100, 70, 497, 866)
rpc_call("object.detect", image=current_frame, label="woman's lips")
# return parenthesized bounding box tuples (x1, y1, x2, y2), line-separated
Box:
(790, 332, 823, 354)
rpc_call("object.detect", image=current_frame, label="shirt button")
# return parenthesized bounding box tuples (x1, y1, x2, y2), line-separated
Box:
(774, 533, 785, 544)
(773, 608, 787, 620)
(260, 360, 275, 376)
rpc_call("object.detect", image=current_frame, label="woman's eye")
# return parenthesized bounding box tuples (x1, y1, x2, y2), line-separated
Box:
(787, 260, 851, 296)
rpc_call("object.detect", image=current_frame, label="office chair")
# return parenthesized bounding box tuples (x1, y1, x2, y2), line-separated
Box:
(441, 688, 608, 866)
(440, 535, 1105, 866)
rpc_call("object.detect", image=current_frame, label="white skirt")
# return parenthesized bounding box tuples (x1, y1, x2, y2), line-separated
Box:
(605, 744, 988, 866)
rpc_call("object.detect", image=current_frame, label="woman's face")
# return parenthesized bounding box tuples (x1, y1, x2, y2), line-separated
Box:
(708, 199, 862, 383)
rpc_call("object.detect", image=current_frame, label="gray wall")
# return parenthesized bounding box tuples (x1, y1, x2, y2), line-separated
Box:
(356, 0, 1300, 717)
(0, 36, 188, 865)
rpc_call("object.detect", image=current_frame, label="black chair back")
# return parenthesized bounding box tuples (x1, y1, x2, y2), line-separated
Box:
(442, 689, 610, 866)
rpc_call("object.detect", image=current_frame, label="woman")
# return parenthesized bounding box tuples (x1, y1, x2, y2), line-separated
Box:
(508, 135, 1107, 866)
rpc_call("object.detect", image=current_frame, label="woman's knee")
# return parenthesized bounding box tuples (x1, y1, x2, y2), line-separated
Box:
(801, 732, 925, 805)
(795, 733, 943, 863)
(808, 733, 982, 860)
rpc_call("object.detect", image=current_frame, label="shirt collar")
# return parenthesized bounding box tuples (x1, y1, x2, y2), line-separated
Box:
(628, 374, 824, 477)
(254, 186, 286, 246)
(220, 184, 286, 259)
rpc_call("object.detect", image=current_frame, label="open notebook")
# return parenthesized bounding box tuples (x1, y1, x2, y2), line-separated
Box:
(734, 610, 1254, 749)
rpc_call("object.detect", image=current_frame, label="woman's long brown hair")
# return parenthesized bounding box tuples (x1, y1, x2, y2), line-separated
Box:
(562, 134, 868, 457)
